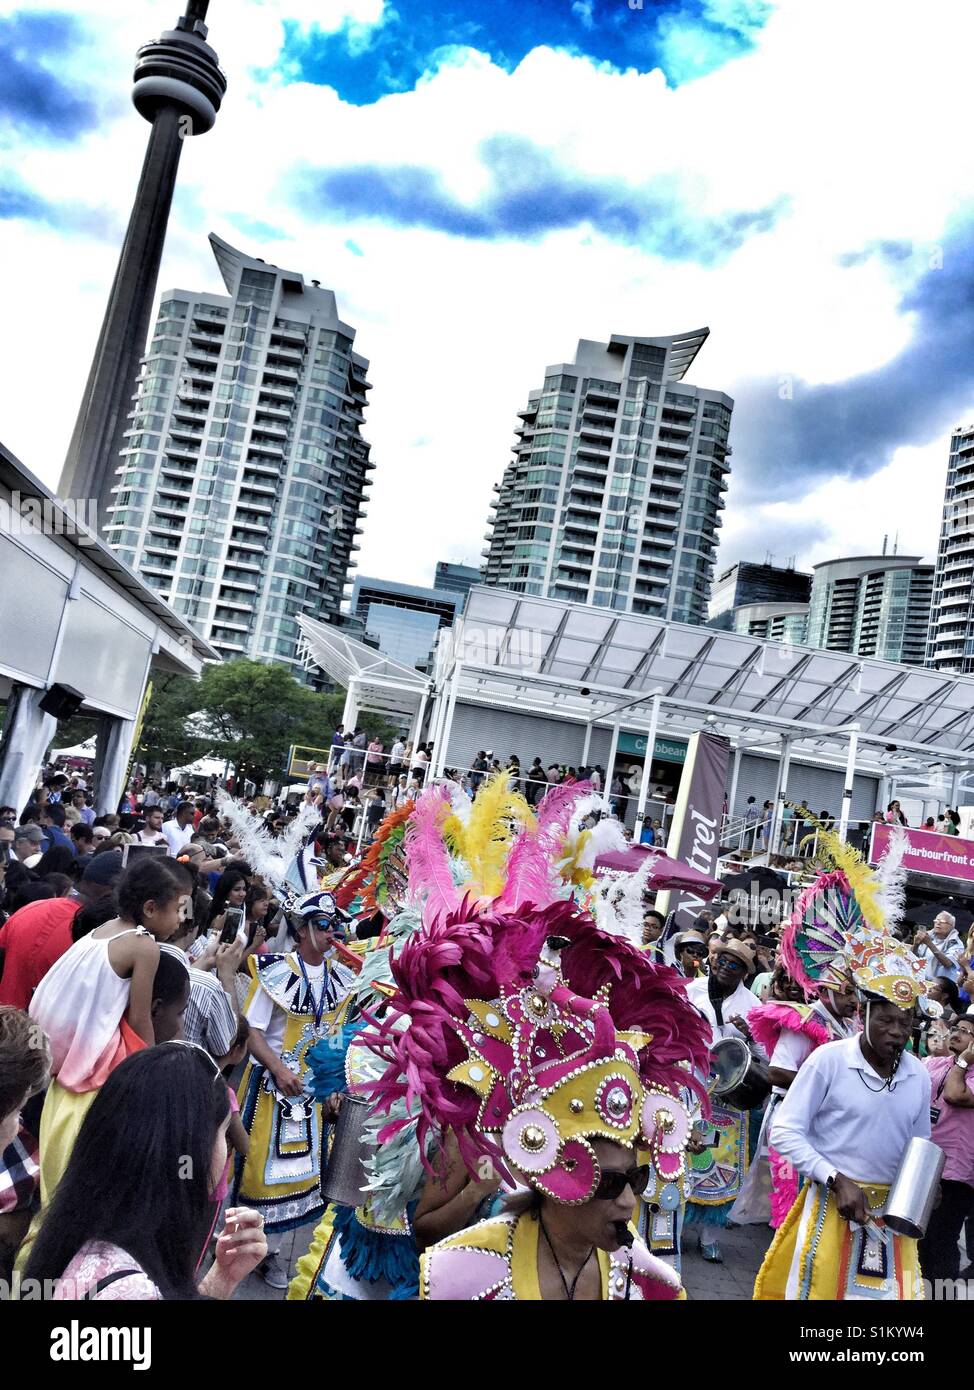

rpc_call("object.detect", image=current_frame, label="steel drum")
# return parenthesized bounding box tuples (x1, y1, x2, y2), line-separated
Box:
(883, 1137, 945, 1238)
(320, 1095, 373, 1208)
(708, 1036, 770, 1111)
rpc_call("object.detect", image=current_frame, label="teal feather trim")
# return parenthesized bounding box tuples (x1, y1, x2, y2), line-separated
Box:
(333, 1202, 419, 1295)
(306, 1023, 363, 1099)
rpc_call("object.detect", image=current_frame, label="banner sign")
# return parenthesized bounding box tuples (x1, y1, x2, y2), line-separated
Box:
(869, 823, 974, 884)
(655, 730, 731, 931)
(617, 732, 688, 763)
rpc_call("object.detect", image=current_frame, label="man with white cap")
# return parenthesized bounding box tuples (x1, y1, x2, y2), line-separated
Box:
(685, 936, 763, 1262)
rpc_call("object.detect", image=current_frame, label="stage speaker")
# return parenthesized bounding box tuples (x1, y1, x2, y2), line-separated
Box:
(39, 683, 85, 720)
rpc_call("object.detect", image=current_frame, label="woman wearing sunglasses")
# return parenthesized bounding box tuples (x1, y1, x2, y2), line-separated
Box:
(370, 917, 711, 1301)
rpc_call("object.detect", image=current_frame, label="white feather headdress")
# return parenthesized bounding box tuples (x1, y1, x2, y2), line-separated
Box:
(215, 792, 320, 892)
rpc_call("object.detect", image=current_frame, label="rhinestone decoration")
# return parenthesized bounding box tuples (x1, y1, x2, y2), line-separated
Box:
(570, 1098, 584, 1114)
(502, 1107, 560, 1173)
(468, 1065, 486, 1083)
(606, 1087, 628, 1118)
(594, 1072, 635, 1130)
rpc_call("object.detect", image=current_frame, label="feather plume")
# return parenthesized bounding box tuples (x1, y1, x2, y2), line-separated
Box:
(404, 785, 461, 918)
(456, 770, 534, 900)
(875, 822, 908, 933)
(334, 801, 413, 910)
(587, 851, 658, 945)
(215, 792, 319, 890)
(496, 781, 592, 911)
(576, 813, 627, 868)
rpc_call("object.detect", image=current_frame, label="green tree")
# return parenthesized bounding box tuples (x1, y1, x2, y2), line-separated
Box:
(136, 673, 205, 771)
(124, 658, 395, 783)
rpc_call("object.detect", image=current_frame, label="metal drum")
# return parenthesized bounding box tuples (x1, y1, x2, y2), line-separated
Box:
(883, 1138, 946, 1239)
(708, 1036, 770, 1111)
(320, 1095, 374, 1208)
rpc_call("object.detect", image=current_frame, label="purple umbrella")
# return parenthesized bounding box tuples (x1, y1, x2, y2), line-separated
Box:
(593, 846, 721, 899)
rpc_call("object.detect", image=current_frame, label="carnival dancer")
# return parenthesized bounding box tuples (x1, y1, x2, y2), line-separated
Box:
(231, 891, 359, 1288)
(363, 778, 711, 1300)
(754, 830, 930, 1301)
(684, 937, 763, 1262)
(742, 962, 859, 1227)
(289, 777, 529, 1301)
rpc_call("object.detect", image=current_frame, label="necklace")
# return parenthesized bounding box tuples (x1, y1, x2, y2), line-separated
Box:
(538, 1215, 595, 1301)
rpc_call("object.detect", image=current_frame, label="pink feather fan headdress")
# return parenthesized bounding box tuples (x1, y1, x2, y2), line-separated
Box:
(364, 782, 711, 1204)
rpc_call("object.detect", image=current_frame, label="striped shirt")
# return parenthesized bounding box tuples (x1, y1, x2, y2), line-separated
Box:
(163, 945, 237, 1059)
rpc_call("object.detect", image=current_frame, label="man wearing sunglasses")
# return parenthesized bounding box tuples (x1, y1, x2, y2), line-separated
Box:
(918, 1011, 974, 1287)
(685, 937, 763, 1262)
(674, 929, 709, 978)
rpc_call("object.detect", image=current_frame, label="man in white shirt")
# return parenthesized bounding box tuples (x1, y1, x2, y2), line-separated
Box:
(136, 806, 168, 847)
(913, 910, 965, 984)
(161, 801, 195, 857)
(685, 938, 763, 1263)
(756, 957, 931, 1301)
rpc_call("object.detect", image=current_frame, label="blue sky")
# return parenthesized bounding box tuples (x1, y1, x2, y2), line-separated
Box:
(0, 0, 972, 587)
(275, 0, 772, 103)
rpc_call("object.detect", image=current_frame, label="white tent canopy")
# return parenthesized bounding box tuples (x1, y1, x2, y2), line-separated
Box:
(50, 738, 98, 760)
(170, 757, 228, 780)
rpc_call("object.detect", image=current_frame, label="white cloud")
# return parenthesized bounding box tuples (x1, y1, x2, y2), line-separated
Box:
(0, 0, 973, 600)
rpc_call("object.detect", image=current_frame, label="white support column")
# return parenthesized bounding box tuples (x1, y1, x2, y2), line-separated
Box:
(633, 695, 661, 841)
(341, 679, 359, 734)
(427, 686, 447, 777)
(433, 663, 462, 777)
(605, 721, 621, 811)
(728, 745, 742, 818)
(0, 684, 59, 815)
(949, 768, 961, 808)
(581, 720, 593, 768)
(768, 735, 792, 858)
(838, 729, 860, 843)
(408, 687, 429, 752)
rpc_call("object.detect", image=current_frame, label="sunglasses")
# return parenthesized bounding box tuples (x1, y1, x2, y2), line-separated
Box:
(714, 955, 746, 972)
(683, 945, 707, 958)
(593, 1164, 651, 1201)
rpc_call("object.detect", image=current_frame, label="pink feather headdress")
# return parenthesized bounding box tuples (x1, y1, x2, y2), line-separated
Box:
(363, 895, 711, 1202)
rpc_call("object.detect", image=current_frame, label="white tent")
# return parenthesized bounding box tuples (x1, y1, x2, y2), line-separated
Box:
(51, 737, 98, 761)
(169, 757, 229, 780)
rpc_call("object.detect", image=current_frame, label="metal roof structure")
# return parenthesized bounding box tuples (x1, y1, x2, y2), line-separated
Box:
(442, 588, 974, 780)
(607, 329, 709, 383)
(0, 442, 218, 666)
(297, 614, 430, 720)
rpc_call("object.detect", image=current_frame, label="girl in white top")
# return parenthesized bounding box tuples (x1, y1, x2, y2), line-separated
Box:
(30, 858, 192, 1093)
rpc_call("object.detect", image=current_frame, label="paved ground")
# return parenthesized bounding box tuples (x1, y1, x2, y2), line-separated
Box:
(232, 1215, 774, 1301)
(682, 1220, 771, 1300)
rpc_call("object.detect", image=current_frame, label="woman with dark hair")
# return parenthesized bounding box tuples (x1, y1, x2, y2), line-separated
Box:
(26, 1044, 265, 1300)
(206, 869, 248, 935)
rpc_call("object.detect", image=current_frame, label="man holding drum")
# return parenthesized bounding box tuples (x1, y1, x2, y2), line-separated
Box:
(685, 937, 764, 1263)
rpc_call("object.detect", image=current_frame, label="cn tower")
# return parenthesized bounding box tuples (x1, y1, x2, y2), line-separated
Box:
(59, 0, 227, 530)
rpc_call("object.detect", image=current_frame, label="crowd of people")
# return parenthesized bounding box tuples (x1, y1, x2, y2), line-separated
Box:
(1, 758, 973, 1306)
